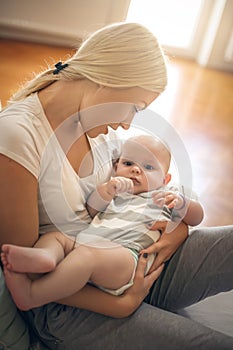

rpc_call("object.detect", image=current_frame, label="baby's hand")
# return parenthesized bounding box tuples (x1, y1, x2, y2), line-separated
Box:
(152, 190, 185, 209)
(152, 190, 166, 207)
(108, 177, 134, 195)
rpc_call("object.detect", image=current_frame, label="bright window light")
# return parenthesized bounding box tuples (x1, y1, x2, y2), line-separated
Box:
(127, 0, 204, 48)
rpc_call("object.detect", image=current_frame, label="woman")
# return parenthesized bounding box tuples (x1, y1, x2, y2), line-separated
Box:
(0, 22, 232, 349)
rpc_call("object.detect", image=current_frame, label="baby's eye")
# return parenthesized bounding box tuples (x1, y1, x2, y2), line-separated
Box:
(144, 164, 155, 170)
(123, 160, 133, 166)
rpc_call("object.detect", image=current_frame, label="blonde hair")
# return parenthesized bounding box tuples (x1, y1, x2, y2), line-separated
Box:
(10, 22, 167, 103)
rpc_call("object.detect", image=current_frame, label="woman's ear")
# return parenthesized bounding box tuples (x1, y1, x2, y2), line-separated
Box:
(164, 173, 171, 185)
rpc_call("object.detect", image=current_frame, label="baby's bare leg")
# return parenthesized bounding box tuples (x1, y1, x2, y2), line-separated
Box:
(90, 245, 136, 290)
(4, 243, 135, 310)
(1, 232, 74, 273)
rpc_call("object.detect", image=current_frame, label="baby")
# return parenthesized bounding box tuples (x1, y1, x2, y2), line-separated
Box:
(1, 135, 203, 309)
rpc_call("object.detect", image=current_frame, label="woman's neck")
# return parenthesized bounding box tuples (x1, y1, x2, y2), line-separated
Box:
(38, 80, 82, 130)
(38, 80, 95, 176)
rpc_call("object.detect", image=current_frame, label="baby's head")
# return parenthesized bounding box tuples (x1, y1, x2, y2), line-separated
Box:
(116, 135, 171, 194)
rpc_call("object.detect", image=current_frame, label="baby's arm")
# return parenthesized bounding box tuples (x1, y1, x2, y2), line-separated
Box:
(152, 189, 204, 227)
(87, 177, 133, 218)
(177, 197, 204, 226)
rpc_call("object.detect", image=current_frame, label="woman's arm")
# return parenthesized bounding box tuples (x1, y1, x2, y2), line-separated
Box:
(0, 155, 39, 248)
(57, 254, 164, 318)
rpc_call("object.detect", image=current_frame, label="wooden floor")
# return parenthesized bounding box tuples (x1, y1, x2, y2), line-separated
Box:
(0, 38, 232, 227)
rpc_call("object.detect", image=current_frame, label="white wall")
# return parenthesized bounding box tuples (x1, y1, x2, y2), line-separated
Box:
(0, 0, 232, 72)
(127, 0, 233, 72)
(196, 0, 233, 72)
(0, 0, 131, 46)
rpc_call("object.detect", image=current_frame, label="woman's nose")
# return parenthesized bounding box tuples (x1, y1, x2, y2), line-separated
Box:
(121, 123, 130, 130)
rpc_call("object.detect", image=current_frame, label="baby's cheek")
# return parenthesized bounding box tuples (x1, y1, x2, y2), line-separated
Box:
(148, 173, 162, 186)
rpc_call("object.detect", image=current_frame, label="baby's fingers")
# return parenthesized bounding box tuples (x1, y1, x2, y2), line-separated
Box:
(115, 178, 133, 194)
(152, 191, 165, 207)
(167, 198, 177, 209)
(126, 179, 134, 193)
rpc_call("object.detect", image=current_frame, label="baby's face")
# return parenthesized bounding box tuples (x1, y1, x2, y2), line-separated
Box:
(116, 141, 166, 194)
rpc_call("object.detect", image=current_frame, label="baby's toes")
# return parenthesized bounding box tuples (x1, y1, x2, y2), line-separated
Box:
(1, 254, 12, 270)
(1, 252, 6, 265)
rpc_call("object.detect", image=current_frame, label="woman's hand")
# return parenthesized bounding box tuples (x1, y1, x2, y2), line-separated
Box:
(122, 254, 164, 315)
(142, 221, 188, 272)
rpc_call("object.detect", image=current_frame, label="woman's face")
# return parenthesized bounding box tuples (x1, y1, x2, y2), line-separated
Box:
(79, 84, 159, 138)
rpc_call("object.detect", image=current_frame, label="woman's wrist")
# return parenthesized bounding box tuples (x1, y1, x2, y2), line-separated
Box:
(118, 292, 141, 317)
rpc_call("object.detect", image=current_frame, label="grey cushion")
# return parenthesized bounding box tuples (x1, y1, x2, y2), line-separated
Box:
(177, 291, 233, 337)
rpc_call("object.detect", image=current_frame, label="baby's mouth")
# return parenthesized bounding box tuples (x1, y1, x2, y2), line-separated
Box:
(130, 177, 140, 185)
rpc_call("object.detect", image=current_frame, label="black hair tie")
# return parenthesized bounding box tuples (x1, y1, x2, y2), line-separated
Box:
(53, 61, 69, 75)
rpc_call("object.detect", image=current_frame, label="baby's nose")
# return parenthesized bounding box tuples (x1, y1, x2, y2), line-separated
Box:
(131, 165, 141, 174)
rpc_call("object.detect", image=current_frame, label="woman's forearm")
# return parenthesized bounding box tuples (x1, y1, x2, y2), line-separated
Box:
(57, 283, 139, 318)
(57, 254, 160, 318)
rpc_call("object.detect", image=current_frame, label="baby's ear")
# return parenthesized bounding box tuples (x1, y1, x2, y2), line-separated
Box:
(164, 173, 171, 185)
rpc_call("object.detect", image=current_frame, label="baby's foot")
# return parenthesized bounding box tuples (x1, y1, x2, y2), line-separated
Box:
(4, 268, 36, 311)
(1, 244, 56, 273)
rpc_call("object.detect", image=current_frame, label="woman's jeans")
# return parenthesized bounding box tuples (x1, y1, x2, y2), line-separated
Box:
(25, 225, 233, 350)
